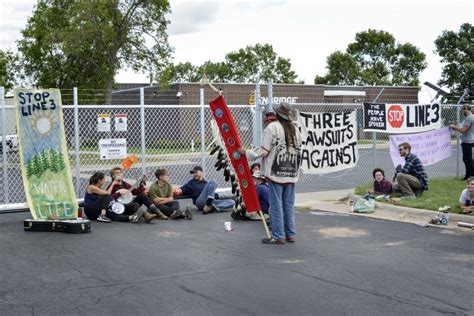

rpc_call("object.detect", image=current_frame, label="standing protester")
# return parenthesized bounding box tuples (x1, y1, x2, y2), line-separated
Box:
(239, 102, 302, 244)
(149, 168, 192, 220)
(393, 142, 428, 198)
(449, 105, 474, 180)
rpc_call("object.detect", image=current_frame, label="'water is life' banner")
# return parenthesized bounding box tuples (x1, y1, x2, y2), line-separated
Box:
(363, 103, 441, 133)
(297, 111, 358, 174)
(14, 88, 78, 219)
(389, 127, 452, 167)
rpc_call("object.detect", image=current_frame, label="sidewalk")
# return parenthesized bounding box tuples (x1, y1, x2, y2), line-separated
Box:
(295, 189, 474, 233)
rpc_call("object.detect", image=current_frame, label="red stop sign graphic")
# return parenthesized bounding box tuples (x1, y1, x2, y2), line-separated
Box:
(387, 105, 404, 128)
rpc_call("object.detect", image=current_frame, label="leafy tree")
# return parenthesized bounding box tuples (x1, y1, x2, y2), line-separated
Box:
(314, 52, 360, 85)
(0, 50, 20, 93)
(224, 44, 298, 83)
(315, 29, 427, 86)
(435, 23, 473, 101)
(159, 44, 300, 84)
(18, 0, 171, 103)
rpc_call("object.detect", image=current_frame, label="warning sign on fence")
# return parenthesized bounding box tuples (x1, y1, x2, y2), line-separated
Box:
(98, 138, 127, 160)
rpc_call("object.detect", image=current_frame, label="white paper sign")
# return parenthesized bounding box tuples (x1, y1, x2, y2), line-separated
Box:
(114, 114, 128, 132)
(97, 114, 111, 132)
(98, 138, 127, 160)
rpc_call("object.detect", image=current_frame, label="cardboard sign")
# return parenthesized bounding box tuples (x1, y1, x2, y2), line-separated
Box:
(14, 88, 78, 219)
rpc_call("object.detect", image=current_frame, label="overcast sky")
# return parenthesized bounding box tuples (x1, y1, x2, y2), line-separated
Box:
(1, 0, 472, 101)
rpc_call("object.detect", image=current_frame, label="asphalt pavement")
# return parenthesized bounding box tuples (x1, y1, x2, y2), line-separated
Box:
(0, 199, 472, 315)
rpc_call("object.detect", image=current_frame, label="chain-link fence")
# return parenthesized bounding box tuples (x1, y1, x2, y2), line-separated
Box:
(0, 84, 464, 208)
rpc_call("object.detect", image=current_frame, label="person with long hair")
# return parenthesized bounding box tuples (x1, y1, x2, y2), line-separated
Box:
(84, 172, 115, 222)
(239, 102, 302, 244)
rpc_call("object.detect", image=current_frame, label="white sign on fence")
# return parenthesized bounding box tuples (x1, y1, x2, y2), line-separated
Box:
(114, 113, 128, 132)
(297, 110, 358, 174)
(98, 138, 127, 160)
(389, 127, 452, 167)
(97, 113, 111, 132)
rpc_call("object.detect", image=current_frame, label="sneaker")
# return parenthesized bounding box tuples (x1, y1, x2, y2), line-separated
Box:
(285, 237, 296, 243)
(97, 214, 111, 223)
(184, 205, 193, 220)
(203, 205, 212, 214)
(262, 238, 285, 244)
(130, 207, 145, 223)
(170, 210, 181, 220)
(203, 204, 216, 214)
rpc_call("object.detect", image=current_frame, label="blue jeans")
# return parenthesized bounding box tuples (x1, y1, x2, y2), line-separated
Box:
(268, 181, 296, 240)
(195, 180, 235, 211)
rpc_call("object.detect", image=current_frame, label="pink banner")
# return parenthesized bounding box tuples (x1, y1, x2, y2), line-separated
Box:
(389, 127, 452, 167)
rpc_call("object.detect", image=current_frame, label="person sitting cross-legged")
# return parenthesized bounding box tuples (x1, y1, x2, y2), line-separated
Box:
(149, 168, 192, 220)
(180, 165, 235, 214)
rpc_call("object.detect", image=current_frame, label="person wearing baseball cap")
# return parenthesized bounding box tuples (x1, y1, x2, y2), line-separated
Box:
(238, 102, 302, 244)
(180, 165, 235, 214)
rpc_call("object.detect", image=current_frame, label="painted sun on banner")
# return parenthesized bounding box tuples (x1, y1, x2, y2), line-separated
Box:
(14, 88, 78, 219)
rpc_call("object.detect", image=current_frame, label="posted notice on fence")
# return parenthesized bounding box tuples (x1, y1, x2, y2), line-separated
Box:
(363, 103, 441, 133)
(97, 113, 111, 132)
(98, 138, 127, 160)
(297, 111, 358, 174)
(389, 127, 451, 167)
(114, 113, 128, 132)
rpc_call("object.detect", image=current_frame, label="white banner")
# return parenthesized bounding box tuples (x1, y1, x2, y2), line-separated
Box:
(389, 128, 452, 167)
(298, 111, 358, 174)
(363, 103, 441, 133)
(98, 138, 127, 160)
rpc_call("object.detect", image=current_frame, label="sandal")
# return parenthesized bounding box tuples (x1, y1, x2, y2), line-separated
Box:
(262, 238, 285, 244)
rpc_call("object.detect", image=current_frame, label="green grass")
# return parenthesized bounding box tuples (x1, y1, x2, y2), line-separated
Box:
(355, 177, 472, 215)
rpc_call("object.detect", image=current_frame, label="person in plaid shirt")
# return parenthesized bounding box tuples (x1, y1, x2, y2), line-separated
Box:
(393, 142, 428, 198)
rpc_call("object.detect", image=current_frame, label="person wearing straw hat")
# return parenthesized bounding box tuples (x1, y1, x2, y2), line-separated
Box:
(239, 102, 302, 244)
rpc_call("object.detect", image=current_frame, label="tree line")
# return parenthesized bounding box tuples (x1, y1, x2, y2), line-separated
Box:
(0, 0, 471, 103)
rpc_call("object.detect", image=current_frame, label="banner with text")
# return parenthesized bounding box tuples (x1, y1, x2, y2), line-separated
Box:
(298, 111, 358, 174)
(14, 88, 78, 220)
(389, 127, 452, 167)
(364, 103, 441, 133)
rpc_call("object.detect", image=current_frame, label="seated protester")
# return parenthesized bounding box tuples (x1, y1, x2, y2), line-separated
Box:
(250, 162, 261, 175)
(181, 165, 235, 214)
(149, 168, 192, 220)
(253, 171, 269, 214)
(84, 172, 144, 223)
(107, 167, 161, 223)
(392, 142, 428, 198)
(369, 168, 392, 195)
(459, 177, 474, 214)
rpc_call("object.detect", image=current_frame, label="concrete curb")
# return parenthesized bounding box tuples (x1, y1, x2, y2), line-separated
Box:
(348, 193, 474, 223)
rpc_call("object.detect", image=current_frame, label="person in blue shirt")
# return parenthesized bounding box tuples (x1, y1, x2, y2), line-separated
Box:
(180, 166, 235, 214)
(393, 142, 428, 198)
(253, 171, 269, 214)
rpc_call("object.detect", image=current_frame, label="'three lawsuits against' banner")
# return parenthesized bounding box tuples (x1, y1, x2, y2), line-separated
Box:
(14, 88, 78, 220)
(297, 111, 358, 174)
(363, 103, 441, 133)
